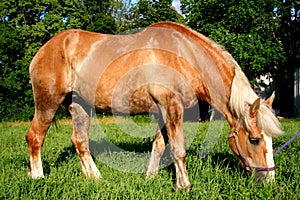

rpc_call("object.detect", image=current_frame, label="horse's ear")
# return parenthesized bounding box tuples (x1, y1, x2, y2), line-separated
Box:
(264, 91, 275, 108)
(250, 98, 260, 117)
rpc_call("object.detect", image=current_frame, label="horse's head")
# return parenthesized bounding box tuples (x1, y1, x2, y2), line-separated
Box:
(228, 92, 283, 181)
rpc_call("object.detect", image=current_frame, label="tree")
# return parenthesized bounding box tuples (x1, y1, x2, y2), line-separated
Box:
(0, 23, 34, 120)
(0, 0, 118, 121)
(126, 0, 183, 31)
(81, 0, 116, 33)
(273, 0, 300, 116)
(181, 0, 286, 82)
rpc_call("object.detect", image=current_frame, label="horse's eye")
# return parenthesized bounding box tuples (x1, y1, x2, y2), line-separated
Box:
(249, 137, 261, 145)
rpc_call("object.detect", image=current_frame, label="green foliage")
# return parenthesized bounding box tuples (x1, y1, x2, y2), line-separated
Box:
(181, 0, 287, 81)
(0, 24, 34, 121)
(76, 0, 117, 33)
(0, 119, 300, 199)
(126, 0, 183, 30)
(0, 0, 118, 121)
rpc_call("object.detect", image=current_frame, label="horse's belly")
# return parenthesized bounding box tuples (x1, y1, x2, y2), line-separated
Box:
(93, 86, 158, 114)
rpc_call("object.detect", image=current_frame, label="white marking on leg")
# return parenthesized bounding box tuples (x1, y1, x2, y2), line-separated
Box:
(146, 129, 165, 176)
(29, 151, 44, 179)
(80, 154, 102, 179)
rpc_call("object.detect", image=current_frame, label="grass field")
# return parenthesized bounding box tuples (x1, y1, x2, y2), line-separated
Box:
(0, 117, 299, 199)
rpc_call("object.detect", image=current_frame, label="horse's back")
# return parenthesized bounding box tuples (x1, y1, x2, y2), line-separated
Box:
(29, 22, 233, 113)
(73, 24, 205, 112)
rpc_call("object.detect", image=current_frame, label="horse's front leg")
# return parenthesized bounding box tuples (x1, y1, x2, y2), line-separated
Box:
(69, 101, 101, 179)
(166, 99, 191, 189)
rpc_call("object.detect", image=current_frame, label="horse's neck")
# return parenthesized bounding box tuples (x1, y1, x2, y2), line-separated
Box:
(180, 31, 237, 119)
(197, 67, 234, 119)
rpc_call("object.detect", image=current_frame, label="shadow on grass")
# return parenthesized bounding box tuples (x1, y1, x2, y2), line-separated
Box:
(209, 152, 240, 172)
(44, 138, 153, 176)
(47, 139, 241, 181)
(55, 145, 77, 167)
(193, 151, 242, 176)
(43, 145, 77, 176)
(89, 138, 153, 156)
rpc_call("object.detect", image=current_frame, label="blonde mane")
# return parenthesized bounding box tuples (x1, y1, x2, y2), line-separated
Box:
(229, 67, 284, 137)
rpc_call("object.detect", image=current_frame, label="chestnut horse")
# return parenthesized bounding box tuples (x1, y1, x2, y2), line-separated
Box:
(26, 22, 283, 189)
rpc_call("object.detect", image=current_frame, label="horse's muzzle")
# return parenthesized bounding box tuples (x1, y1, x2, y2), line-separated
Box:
(253, 169, 275, 182)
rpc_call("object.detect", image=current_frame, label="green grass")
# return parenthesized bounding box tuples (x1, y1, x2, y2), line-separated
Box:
(0, 117, 299, 199)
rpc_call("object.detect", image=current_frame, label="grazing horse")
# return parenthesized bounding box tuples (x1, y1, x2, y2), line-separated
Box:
(26, 22, 283, 189)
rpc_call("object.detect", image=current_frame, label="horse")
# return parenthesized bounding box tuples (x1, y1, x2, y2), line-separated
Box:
(26, 22, 284, 189)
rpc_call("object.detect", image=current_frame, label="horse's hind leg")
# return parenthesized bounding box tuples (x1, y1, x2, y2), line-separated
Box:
(146, 118, 167, 176)
(69, 100, 101, 179)
(26, 96, 64, 179)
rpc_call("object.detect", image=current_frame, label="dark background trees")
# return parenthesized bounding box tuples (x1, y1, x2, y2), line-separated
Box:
(0, 0, 299, 121)
(274, 0, 300, 116)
